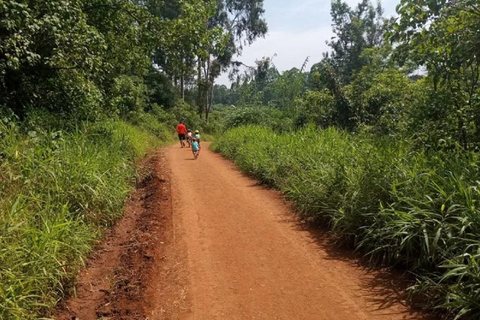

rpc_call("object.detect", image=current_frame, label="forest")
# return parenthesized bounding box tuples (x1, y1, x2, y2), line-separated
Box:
(1, 0, 480, 318)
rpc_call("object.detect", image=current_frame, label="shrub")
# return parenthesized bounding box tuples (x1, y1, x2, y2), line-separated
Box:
(0, 117, 161, 319)
(222, 106, 293, 132)
(110, 75, 148, 117)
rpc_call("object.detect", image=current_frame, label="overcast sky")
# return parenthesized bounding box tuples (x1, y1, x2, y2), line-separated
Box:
(217, 0, 400, 85)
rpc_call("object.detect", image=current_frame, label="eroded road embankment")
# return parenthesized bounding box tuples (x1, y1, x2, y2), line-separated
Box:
(57, 144, 429, 320)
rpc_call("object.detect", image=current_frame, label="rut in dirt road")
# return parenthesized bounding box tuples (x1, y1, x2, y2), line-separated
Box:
(146, 143, 429, 320)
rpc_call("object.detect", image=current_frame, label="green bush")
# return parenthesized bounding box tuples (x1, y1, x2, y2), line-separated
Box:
(0, 116, 162, 319)
(110, 76, 148, 117)
(126, 109, 174, 143)
(222, 106, 293, 133)
(171, 100, 204, 131)
(212, 125, 480, 319)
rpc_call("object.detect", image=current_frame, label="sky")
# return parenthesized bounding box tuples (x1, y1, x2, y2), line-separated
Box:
(217, 0, 400, 85)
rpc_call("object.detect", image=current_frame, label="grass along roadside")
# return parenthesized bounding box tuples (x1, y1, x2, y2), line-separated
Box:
(0, 118, 169, 319)
(212, 125, 480, 319)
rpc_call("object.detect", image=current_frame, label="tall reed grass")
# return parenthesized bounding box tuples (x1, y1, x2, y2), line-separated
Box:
(212, 125, 480, 319)
(0, 118, 166, 319)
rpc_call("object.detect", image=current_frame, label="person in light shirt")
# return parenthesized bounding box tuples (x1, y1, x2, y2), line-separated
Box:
(186, 129, 193, 147)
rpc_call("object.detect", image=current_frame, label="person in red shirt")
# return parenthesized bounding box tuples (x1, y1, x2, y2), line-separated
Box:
(176, 121, 187, 148)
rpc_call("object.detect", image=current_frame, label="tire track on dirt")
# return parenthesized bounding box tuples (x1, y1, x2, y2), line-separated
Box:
(55, 151, 190, 320)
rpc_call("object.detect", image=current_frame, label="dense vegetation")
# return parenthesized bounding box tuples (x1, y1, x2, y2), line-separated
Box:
(0, 117, 164, 319)
(214, 0, 480, 149)
(0, 0, 267, 318)
(3, 0, 480, 317)
(211, 0, 480, 318)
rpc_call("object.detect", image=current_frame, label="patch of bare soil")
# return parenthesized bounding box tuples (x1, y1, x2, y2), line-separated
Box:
(55, 150, 190, 320)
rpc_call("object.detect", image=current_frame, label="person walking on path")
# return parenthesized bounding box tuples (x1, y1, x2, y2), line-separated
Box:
(193, 130, 201, 156)
(186, 129, 193, 148)
(194, 130, 201, 148)
(191, 138, 200, 159)
(176, 121, 187, 148)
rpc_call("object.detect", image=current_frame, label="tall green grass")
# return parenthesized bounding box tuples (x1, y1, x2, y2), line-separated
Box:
(212, 125, 480, 319)
(0, 117, 167, 319)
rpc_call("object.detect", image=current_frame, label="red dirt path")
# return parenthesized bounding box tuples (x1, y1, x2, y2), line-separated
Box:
(56, 144, 430, 320)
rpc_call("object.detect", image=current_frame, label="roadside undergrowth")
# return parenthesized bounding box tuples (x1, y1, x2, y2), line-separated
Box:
(212, 125, 480, 319)
(0, 117, 169, 319)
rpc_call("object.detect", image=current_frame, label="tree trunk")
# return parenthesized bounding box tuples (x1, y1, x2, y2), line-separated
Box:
(196, 58, 204, 117)
(206, 77, 214, 124)
(181, 74, 185, 100)
(205, 57, 211, 123)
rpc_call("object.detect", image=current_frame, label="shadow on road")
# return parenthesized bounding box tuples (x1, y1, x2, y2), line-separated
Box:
(238, 176, 436, 320)
(283, 216, 436, 320)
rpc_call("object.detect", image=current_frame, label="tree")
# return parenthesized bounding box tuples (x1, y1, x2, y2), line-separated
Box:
(391, 0, 480, 148)
(267, 66, 308, 111)
(213, 84, 231, 105)
(197, 0, 268, 122)
(327, 0, 386, 84)
(153, 0, 226, 101)
(0, 0, 160, 119)
(0, 0, 104, 117)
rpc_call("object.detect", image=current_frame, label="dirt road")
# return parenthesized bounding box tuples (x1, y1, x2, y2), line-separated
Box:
(151, 143, 426, 320)
(57, 144, 428, 320)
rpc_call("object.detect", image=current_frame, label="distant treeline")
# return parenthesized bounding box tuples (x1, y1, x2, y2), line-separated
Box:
(213, 0, 480, 150)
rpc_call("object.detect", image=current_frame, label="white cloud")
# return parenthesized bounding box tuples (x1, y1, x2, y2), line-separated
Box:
(216, 0, 400, 86)
(217, 26, 333, 85)
(289, 0, 330, 15)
